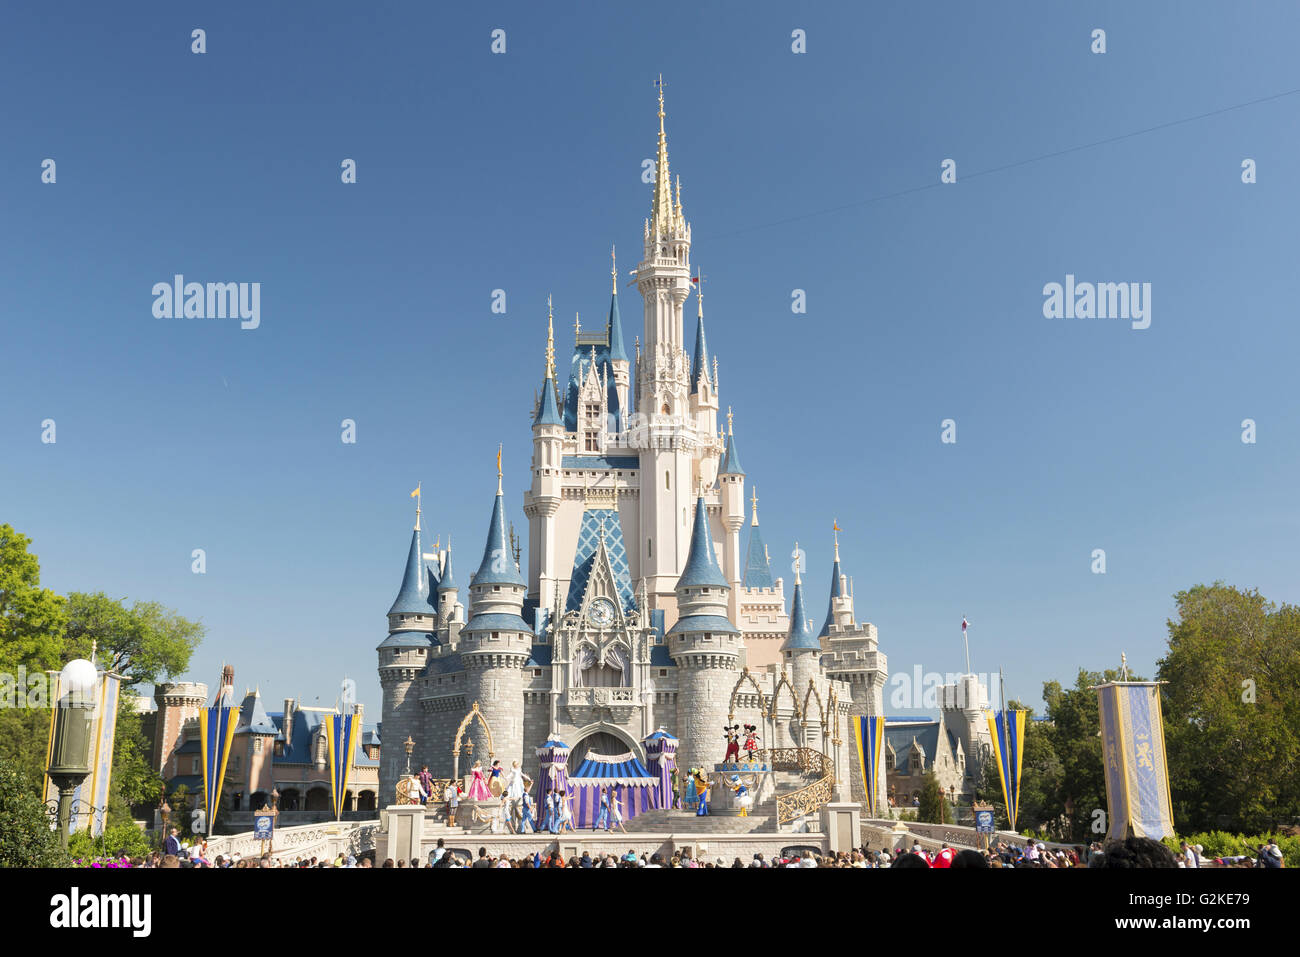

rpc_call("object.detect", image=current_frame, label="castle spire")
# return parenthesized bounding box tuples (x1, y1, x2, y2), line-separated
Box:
(534, 299, 563, 427)
(651, 75, 675, 235)
(545, 295, 556, 381)
(496, 444, 503, 495)
(676, 496, 728, 589)
(782, 547, 819, 652)
(387, 505, 429, 616)
(474, 459, 525, 587)
(608, 247, 628, 363)
(751, 487, 759, 526)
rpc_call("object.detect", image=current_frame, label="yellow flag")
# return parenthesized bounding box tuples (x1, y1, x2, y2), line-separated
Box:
(410, 485, 420, 498)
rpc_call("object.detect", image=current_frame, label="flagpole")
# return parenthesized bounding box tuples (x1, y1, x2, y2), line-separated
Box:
(962, 617, 971, 676)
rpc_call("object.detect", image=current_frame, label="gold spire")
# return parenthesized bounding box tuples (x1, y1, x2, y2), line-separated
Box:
(675, 175, 683, 224)
(751, 486, 759, 526)
(832, 519, 841, 561)
(545, 295, 556, 380)
(413, 482, 422, 531)
(651, 75, 674, 235)
(611, 245, 618, 295)
(727, 406, 734, 436)
(496, 444, 503, 494)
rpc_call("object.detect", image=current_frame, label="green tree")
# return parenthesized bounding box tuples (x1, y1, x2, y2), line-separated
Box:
(63, 592, 203, 687)
(917, 771, 951, 823)
(0, 524, 66, 674)
(0, 758, 66, 867)
(1158, 583, 1300, 832)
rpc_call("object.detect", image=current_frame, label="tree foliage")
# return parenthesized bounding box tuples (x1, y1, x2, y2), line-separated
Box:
(0, 759, 66, 867)
(64, 591, 202, 687)
(917, 771, 951, 824)
(1158, 583, 1300, 832)
(0, 524, 66, 674)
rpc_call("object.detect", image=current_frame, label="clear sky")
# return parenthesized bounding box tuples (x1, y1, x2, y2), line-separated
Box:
(3, 2, 1298, 721)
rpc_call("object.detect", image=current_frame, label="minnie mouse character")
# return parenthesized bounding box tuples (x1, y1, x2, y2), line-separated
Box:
(742, 724, 760, 762)
(723, 725, 741, 764)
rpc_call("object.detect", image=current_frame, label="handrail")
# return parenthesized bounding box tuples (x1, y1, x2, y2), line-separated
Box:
(743, 747, 836, 824)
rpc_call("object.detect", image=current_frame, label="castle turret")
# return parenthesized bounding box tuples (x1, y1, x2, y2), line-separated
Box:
(460, 456, 530, 768)
(152, 681, 207, 777)
(529, 301, 565, 612)
(436, 540, 462, 637)
(780, 545, 822, 695)
(819, 522, 855, 637)
(668, 495, 740, 776)
(607, 248, 630, 419)
(377, 496, 434, 804)
(717, 408, 745, 623)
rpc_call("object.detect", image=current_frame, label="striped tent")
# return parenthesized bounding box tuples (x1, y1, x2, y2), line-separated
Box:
(643, 728, 679, 810)
(569, 750, 657, 828)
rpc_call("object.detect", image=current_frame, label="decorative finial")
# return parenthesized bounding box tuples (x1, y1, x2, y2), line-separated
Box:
(1121, 652, 1129, 681)
(634, 335, 640, 360)
(545, 296, 556, 381)
(712, 355, 718, 391)
(794, 541, 802, 585)
(574, 310, 581, 337)
(751, 486, 759, 526)
(727, 406, 734, 436)
(411, 482, 422, 530)
(611, 245, 618, 295)
(496, 444, 503, 494)
(832, 519, 841, 561)
(695, 267, 704, 317)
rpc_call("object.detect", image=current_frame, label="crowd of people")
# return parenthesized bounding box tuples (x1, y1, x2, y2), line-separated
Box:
(121, 827, 1284, 868)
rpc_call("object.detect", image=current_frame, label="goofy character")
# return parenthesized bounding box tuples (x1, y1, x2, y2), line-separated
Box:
(693, 769, 711, 816)
(723, 725, 741, 765)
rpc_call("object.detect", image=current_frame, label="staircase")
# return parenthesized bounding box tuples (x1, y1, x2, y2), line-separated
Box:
(622, 764, 822, 834)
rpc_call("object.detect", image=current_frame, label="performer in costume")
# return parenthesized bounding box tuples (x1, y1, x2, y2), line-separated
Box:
(558, 788, 576, 832)
(669, 764, 681, 809)
(520, 789, 536, 833)
(723, 725, 740, 764)
(743, 724, 761, 763)
(466, 759, 492, 801)
(693, 769, 710, 816)
(683, 767, 698, 809)
(595, 786, 610, 831)
(609, 788, 627, 833)
(730, 775, 753, 817)
(487, 759, 505, 797)
(505, 760, 527, 828)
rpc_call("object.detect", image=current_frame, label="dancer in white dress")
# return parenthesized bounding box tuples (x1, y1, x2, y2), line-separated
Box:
(609, 789, 628, 833)
(558, 789, 576, 832)
(505, 760, 527, 830)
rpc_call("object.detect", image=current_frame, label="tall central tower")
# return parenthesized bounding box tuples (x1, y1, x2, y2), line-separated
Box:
(636, 79, 699, 612)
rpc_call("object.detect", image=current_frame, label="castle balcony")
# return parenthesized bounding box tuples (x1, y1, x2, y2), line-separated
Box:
(560, 686, 640, 724)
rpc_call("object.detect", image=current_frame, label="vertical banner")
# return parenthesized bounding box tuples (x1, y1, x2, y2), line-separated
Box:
(984, 708, 1028, 832)
(852, 715, 886, 817)
(199, 701, 240, 832)
(1096, 681, 1174, 841)
(326, 710, 360, 820)
(43, 671, 123, 836)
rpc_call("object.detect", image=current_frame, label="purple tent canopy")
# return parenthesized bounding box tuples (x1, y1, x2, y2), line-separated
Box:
(569, 750, 657, 828)
(534, 735, 571, 802)
(643, 727, 679, 810)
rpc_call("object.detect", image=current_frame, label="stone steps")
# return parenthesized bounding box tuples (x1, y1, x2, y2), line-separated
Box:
(623, 809, 776, 834)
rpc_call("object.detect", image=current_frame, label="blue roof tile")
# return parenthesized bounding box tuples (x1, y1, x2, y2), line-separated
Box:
(781, 578, 820, 651)
(472, 490, 525, 586)
(676, 497, 728, 589)
(388, 525, 430, 616)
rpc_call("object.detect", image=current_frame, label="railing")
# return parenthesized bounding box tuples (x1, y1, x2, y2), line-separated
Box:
(203, 821, 379, 862)
(746, 748, 836, 825)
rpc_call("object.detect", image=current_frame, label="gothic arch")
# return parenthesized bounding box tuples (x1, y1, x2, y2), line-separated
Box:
(801, 681, 827, 730)
(769, 668, 802, 720)
(567, 721, 645, 764)
(451, 701, 495, 779)
(727, 668, 768, 722)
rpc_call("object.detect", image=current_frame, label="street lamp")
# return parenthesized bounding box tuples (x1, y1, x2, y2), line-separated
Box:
(47, 659, 98, 848)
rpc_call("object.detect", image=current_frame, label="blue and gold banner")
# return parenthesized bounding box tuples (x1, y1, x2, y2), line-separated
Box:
(325, 711, 361, 820)
(199, 702, 240, 828)
(852, 715, 886, 817)
(1096, 682, 1174, 841)
(985, 708, 1028, 832)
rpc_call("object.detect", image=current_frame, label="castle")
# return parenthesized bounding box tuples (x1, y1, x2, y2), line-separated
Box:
(376, 84, 895, 820)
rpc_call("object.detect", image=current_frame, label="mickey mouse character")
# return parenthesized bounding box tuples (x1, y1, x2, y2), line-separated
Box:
(723, 725, 741, 764)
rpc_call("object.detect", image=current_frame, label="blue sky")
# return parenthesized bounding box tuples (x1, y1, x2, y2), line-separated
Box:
(3, 2, 1298, 719)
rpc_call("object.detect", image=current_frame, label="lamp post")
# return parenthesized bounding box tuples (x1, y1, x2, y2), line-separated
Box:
(404, 736, 415, 775)
(47, 658, 98, 848)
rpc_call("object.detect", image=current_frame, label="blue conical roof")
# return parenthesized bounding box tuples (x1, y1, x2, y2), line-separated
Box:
(438, 544, 458, 591)
(388, 525, 429, 615)
(234, 688, 277, 735)
(676, 497, 728, 589)
(742, 521, 773, 588)
(533, 375, 563, 427)
(473, 490, 525, 586)
(608, 292, 628, 362)
(690, 312, 710, 394)
(782, 576, 820, 651)
(818, 558, 844, 637)
(720, 429, 744, 475)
